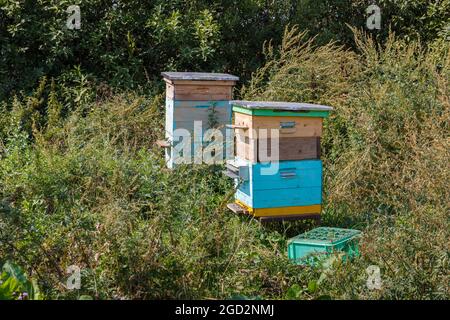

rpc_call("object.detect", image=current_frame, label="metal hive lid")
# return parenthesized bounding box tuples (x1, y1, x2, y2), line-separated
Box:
(289, 227, 361, 245)
(230, 100, 333, 111)
(161, 72, 239, 81)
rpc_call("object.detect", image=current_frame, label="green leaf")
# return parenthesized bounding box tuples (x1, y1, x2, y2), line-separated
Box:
(285, 284, 303, 300)
(0, 261, 41, 300)
(0, 276, 21, 300)
(307, 280, 318, 293)
(2, 261, 28, 286)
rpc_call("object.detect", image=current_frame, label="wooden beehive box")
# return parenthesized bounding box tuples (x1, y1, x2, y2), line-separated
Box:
(230, 101, 332, 162)
(162, 72, 238, 101)
(226, 157, 323, 219)
(161, 72, 239, 168)
(225, 100, 333, 221)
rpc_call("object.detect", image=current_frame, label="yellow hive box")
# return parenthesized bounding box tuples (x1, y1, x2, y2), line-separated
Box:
(228, 201, 321, 221)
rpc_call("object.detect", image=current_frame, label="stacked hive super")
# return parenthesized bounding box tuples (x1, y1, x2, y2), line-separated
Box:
(161, 72, 239, 168)
(226, 101, 333, 221)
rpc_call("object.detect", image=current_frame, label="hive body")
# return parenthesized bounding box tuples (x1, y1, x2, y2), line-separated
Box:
(162, 72, 238, 168)
(226, 100, 333, 220)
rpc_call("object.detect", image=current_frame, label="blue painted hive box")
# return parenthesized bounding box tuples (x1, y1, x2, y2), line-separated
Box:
(229, 158, 323, 208)
(288, 227, 361, 265)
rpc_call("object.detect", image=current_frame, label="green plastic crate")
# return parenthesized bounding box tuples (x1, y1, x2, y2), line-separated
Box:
(287, 227, 361, 265)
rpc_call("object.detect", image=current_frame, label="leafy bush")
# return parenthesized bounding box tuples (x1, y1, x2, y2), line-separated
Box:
(0, 0, 295, 99)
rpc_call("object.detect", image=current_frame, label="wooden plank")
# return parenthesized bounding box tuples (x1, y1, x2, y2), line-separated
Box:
(226, 124, 249, 129)
(259, 214, 321, 222)
(235, 186, 322, 209)
(234, 112, 323, 138)
(235, 189, 253, 208)
(230, 100, 332, 112)
(171, 80, 236, 86)
(171, 100, 230, 108)
(235, 200, 322, 217)
(174, 106, 230, 123)
(172, 121, 229, 134)
(258, 137, 321, 161)
(163, 78, 174, 85)
(251, 159, 323, 190)
(234, 113, 255, 138)
(235, 135, 256, 162)
(253, 116, 323, 137)
(233, 105, 330, 118)
(227, 202, 247, 214)
(165, 99, 174, 135)
(223, 170, 239, 179)
(251, 205, 322, 217)
(234, 160, 323, 208)
(172, 84, 233, 101)
(166, 83, 175, 100)
(166, 83, 234, 101)
(161, 72, 239, 82)
(156, 140, 171, 148)
(235, 136, 320, 162)
(235, 185, 323, 209)
(251, 187, 322, 208)
(225, 163, 249, 181)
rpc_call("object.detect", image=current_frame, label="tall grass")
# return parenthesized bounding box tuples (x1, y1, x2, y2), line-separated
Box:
(0, 90, 306, 299)
(243, 26, 449, 299)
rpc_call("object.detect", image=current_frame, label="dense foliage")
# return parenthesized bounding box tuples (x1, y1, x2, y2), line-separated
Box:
(243, 27, 449, 299)
(1, 0, 449, 99)
(0, 0, 449, 300)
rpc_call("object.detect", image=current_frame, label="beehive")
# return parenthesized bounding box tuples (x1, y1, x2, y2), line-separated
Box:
(226, 100, 332, 221)
(287, 227, 361, 265)
(161, 72, 239, 168)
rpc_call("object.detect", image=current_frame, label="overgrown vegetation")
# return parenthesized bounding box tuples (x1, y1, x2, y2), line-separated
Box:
(1, 1, 449, 99)
(242, 27, 450, 299)
(0, 0, 449, 300)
